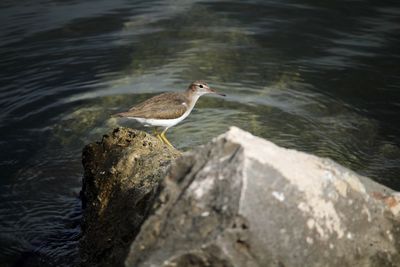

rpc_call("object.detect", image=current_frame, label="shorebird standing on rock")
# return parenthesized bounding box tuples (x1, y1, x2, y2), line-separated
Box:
(113, 81, 226, 147)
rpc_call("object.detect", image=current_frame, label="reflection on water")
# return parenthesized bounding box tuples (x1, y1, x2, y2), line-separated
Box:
(1, 0, 400, 266)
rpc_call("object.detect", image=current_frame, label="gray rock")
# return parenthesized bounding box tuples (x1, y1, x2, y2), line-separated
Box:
(125, 127, 400, 267)
(80, 127, 180, 267)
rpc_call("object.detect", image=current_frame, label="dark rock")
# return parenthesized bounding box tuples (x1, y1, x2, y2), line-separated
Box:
(80, 127, 180, 267)
(125, 127, 400, 267)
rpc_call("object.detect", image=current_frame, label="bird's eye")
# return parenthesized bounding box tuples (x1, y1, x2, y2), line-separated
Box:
(199, 84, 203, 88)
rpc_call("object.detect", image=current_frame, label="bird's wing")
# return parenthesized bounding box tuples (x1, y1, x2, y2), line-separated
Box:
(117, 92, 188, 119)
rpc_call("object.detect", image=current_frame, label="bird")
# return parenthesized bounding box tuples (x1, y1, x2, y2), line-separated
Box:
(113, 81, 226, 147)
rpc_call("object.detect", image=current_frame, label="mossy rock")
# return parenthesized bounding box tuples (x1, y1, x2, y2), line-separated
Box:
(80, 127, 180, 267)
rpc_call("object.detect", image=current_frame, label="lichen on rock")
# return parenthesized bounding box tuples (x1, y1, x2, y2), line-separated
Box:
(80, 127, 180, 267)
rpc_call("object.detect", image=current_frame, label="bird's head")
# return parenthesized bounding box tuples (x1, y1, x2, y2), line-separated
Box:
(187, 81, 226, 97)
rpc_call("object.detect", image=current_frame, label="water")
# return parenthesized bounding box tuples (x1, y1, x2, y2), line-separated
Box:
(1, 0, 399, 265)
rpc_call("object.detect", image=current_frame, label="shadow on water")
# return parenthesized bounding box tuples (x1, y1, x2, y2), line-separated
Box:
(0, 0, 400, 266)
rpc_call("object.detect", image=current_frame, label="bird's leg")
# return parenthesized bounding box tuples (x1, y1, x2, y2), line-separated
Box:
(160, 129, 174, 148)
(153, 128, 163, 143)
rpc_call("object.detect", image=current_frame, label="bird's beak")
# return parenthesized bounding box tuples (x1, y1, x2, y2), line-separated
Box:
(209, 88, 226, 97)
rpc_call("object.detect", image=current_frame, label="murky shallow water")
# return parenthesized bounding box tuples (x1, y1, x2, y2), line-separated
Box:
(1, 0, 399, 266)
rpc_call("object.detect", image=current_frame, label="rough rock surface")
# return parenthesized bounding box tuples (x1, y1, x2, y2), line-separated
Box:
(80, 127, 180, 267)
(125, 127, 400, 267)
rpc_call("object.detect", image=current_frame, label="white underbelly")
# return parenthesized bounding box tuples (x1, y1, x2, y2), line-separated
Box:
(128, 111, 190, 128)
(126, 99, 196, 129)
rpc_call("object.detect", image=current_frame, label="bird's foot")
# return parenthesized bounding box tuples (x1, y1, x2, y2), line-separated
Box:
(153, 128, 174, 148)
(160, 132, 175, 148)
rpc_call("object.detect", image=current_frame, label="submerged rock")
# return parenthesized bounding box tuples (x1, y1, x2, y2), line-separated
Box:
(125, 127, 400, 267)
(80, 127, 180, 267)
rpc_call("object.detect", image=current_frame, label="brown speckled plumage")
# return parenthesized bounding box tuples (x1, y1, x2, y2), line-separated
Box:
(112, 81, 225, 147)
(115, 92, 189, 119)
